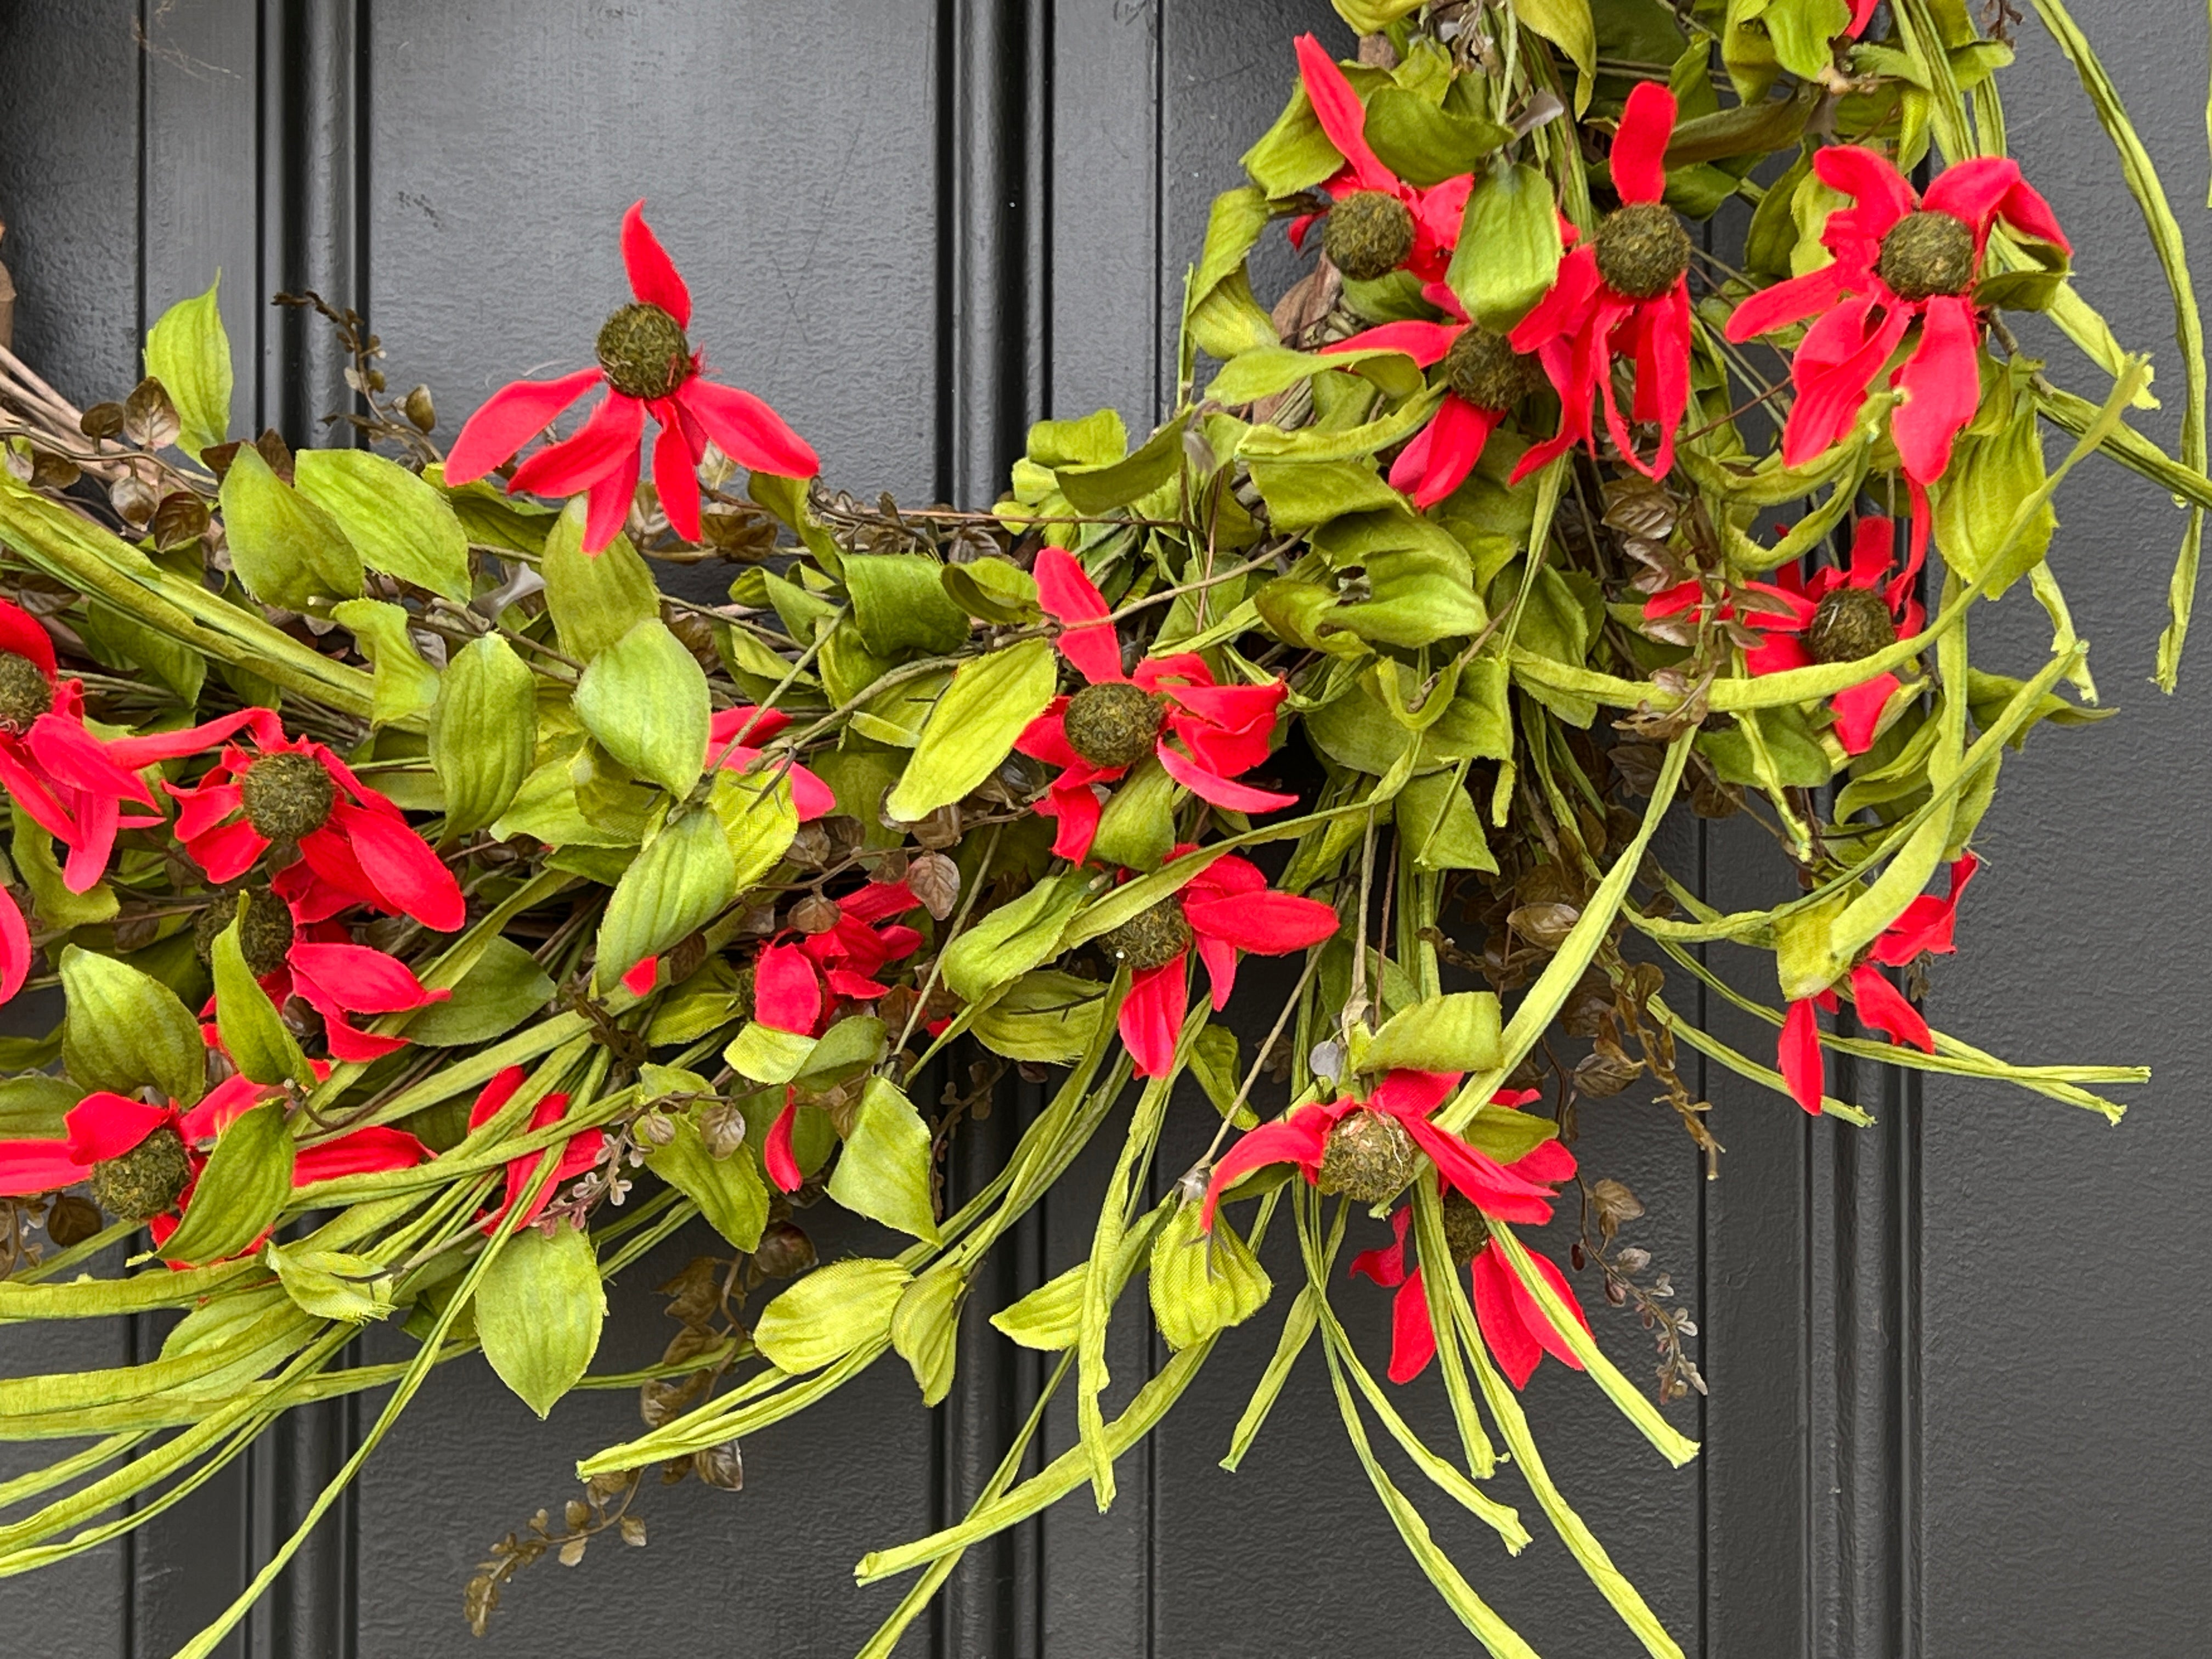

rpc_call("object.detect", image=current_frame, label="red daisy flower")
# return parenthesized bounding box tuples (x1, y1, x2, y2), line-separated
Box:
(1735, 516, 1923, 754)
(1321, 278, 1564, 508)
(467, 1064, 601, 1234)
(1509, 81, 1695, 481)
(1201, 1070, 1570, 1232)
(1351, 1199, 1589, 1390)
(165, 716, 466, 933)
(1779, 851, 1980, 1114)
(1289, 35, 1474, 285)
(444, 201, 820, 552)
(751, 881, 928, 1192)
(0, 1075, 428, 1261)
(1105, 847, 1338, 1080)
(1722, 146, 2068, 545)
(196, 888, 450, 1063)
(1017, 549, 1297, 864)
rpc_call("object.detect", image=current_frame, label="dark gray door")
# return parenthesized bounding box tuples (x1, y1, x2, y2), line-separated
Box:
(1, 3, 2204, 1655)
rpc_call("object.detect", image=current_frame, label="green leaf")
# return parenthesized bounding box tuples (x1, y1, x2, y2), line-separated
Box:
(1363, 991, 1502, 1076)
(574, 619, 710, 798)
(0, 1073, 79, 1139)
(156, 1102, 294, 1267)
(752, 1257, 912, 1374)
(295, 449, 471, 601)
(143, 275, 232, 455)
(939, 555, 1041, 624)
(1759, 0, 1853, 80)
(1246, 459, 1404, 532)
(891, 1263, 966, 1406)
(331, 600, 442, 729)
(217, 443, 365, 610)
(884, 639, 1057, 822)
(644, 1116, 768, 1251)
(211, 902, 311, 1086)
(266, 1242, 393, 1323)
(795, 1015, 888, 1093)
(1087, 755, 1180, 871)
(969, 970, 1108, 1063)
(1221, 1286, 1319, 1472)
(1028, 409, 1127, 469)
(1056, 416, 1191, 515)
(541, 499, 659, 662)
(1517, 0, 1596, 111)
(1395, 772, 1495, 873)
(1149, 1202, 1271, 1351)
(430, 634, 537, 832)
(1460, 1103, 1561, 1166)
(59, 945, 205, 1105)
(1363, 87, 1510, 187)
(940, 873, 1088, 1003)
(724, 1020, 817, 1085)
(594, 806, 737, 995)
(844, 552, 972, 657)
(1935, 389, 2053, 597)
(1185, 187, 1279, 362)
(827, 1077, 941, 1243)
(476, 1220, 604, 1418)
(1448, 163, 1565, 334)
(404, 936, 554, 1046)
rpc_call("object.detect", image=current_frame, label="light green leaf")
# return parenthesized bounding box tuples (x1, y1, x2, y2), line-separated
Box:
(0, 1074, 80, 1139)
(331, 600, 442, 728)
(1449, 163, 1565, 337)
(724, 1020, 818, 1086)
(845, 552, 972, 657)
(211, 902, 309, 1086)
(542, 499, 659, 662)
(827, 1076, 941, 1243)
(1517, 0, 1596, 112)
(884, 638, 1057, 822)
(476, 1220, 604, 1418)
(266, 1242, 393, 1323)
(218, 443, 364, 610)
(143, 274, 232, 455)
(430, 634, 537, 832)
(1149, 1203, 1271, 1351)
(644, 1115, 768, 1251)
(404, 936, 553, 1046)
(969, 970, 1108, 1064)
(594, 806, 737, 994)
(1364, 991, 1502, 1076)
(59, 945, 205, 1105)
(752, 1257, 912, 1374)
(156, 1102, 294, 1267)
(574, 619, 710, 798)
(891, 1263, 966, 1405)
(10, 804, 118, 929)
(940, 873, 1088, 1004)
(295, 448, 471, 600)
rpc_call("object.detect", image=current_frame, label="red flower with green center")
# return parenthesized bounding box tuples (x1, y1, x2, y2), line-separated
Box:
(1723, 146, 2068, 550)
(1017, 548, 1297, 864)
(194, 888, 449, 1063)
(1321, 278, 1565, 507)
(165, 714, 466, 933)
(751, 880, 928, 1191)
(0, 1075, 428, 1260)
(1351, 1197, 1589, 1390)
(1107, 848, 1339, 1080)
(1289, 35, 1474, 285)
(1779, 851, 1980, 1114)
(467, 1064, 600, 1234)
(1509, 81, 1695, 481)
(1737, 516, 1925, 754)
(445, 202, 819, 553)
(1201, 1070, 1570, 1232)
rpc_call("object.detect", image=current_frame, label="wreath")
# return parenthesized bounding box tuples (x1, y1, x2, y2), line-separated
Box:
(0, 3, 2197, 1654)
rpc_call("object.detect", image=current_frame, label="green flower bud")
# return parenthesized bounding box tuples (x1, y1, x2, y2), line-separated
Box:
(1806, 585, 1899, 664)
(194, 888, 296, 978)
(1316, 1109, 1421, 1204)
(1098, 899, 1193, 972)
(1594, 202, 1693, 301)
(88, 1125, 191, 1222)
(0, 650, 54, 733)
(240, 753, 336, 844)
(1877, 210, 1977, 302)
(596, 302, 693, 400)
(1062, 681, 1160, 768)
(1442, 326, 1543, 411)
(1324, 190, 1417, 283)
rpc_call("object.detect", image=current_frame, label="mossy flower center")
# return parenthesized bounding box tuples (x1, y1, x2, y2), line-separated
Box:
(1099, 899, 1193, 972)
(240, 753, 336, 844)
(88, 1125, 191, 1221)
(195, 888, 296, 978)
(596, 302, 693, 400)
(1062, 681, 1160, 769)
(1807, 585, 1899, 664)
(1877, 211, 1977, 302)
(1324, 190, 1417, 283)
(1594, 202, 1692, 300)
(0, 650, 53, 733)
(1316, 1109, 1420, 1204)
(1442, 1188, 1488, 1265)
(1443, 326, 1542, 411)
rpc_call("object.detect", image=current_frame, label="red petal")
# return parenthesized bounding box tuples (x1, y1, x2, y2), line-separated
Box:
(1610, 80, 1677, 205)
(1365, 1069, 1458, 1120)
(1401, 1119, 1558, 1224)
(621, 956, 660, 996)
(1918, 157, 2023, 245)
(1183, 891, 1340, 955)
(64, 1093, 174, 1163)
(1782, 300, 1911, 468)
(106, 707, 280, 769)
(652, 404, 703, 542)
(1036, 778, 1104, 864)
(754, 941, 823, 1035)
(764, 1099, 803, 1192)
(1779, 997, 1826, 1114)
(467, 1065, 529, 1131)
(709, 705, 793, 747)
(1828, 672, 1900, 754)
(1471, 1247, 1544, 1388)
(507, 389, 643, 498)
(1892, 294, 1982, 486)
(1118, 956, 1188, 1079)
(0, 1137, 89, 1195)
(583, 444, 641, 553)
(1812, 145, 1917, 239)
(0, 883, 27, 1006)
(325, 805, 466, 931)
(1386, 1269, 1441, 1385)
(1726, 264, 1850, 341)
(1293, 34, 1394, 194)
(1154, 742, 1298, 815)
(1034, 547, 1124, 684)
(295, 1125, 430, 1182)
(0, 599, 57, 677)
(619, 200, 692, 327)
(445, 366, 605, 483)
(1350, 1206, 1412, 1287)
(1323, 318, 1462, 368)
(1405, 396, 1502, 509)
(1509, 245, 1601, 352)
(675, 378, 820, 478)
(287, 942, 444, 1013)
(1203, 1109, 1329, 1229)
(1851, 962, 1933, 1053)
